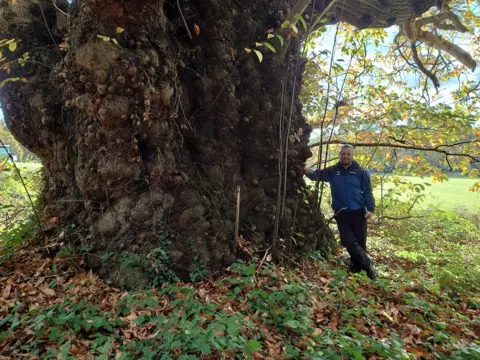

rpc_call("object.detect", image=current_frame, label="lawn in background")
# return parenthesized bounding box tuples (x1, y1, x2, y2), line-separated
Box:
(376, 175, 480, 211)
(14, 162, 42, 170)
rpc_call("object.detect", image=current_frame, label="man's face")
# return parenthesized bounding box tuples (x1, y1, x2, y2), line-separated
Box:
(340, 148, 353, 166)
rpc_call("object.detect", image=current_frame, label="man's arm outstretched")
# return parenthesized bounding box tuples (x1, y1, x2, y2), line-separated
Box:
(304, 168, 330, 182)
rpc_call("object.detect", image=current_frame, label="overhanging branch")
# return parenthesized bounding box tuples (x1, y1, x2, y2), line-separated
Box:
(410, 42, 440, 89)
(309, 139, 480, 162)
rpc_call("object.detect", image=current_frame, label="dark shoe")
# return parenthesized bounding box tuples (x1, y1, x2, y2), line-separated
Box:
(349, 259, 361, 273)
(349, 264, 361, 274)
(366, 268, 377, 281)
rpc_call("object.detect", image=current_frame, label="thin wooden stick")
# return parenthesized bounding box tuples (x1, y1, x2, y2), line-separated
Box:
(256, 246, 272, 274)
(233, 185, 241, 253)
(176, 0, 192, 40)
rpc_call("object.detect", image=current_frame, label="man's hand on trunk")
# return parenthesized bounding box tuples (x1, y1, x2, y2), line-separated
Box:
(365, 211, 373, 220)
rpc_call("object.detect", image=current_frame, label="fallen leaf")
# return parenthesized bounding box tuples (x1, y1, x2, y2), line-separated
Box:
(40, 286, 55, 296)
(405, 346, 431, 358)
(44, 217, 59, 224)
(329, 317, 338, 331)
(213, 329, 224, 336)
(2, 285, 11, 299)
(193, 24, 200, 36)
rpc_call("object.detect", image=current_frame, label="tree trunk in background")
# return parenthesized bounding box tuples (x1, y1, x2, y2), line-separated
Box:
(0, 0, 435, 287)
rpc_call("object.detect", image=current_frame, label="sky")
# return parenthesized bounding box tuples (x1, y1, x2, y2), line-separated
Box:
(316, 23, 480, 107)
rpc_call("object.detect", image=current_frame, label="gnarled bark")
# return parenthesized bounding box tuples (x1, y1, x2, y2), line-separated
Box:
(0, 0, 448, 287)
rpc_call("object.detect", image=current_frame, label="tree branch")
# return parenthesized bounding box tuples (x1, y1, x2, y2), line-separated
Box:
(381, 215, 426, 221)
(309, 139, 480, 162)
(410, 41, 440, 89)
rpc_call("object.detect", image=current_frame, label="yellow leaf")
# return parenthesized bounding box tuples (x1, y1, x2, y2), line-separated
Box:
(116, 27, 125, 33)
(264, 42, 276, 53)
(97, 35, 111, 41)
(8, 42, 16, 52)
(244, 48, 252, 54)
(253, 50, 263, 63)
(255, 42, 263, 47)
(12, 0, 17, 4)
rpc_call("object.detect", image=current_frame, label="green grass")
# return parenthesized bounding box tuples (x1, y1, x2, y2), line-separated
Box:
(14, 162, 42, 170)
(375, 176, 480, 211)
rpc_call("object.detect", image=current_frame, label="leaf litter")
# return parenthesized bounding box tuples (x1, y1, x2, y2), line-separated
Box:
(0, 246, 478, 359)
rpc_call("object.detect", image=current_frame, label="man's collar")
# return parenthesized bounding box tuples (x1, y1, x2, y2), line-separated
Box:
(337, 160, 358, 170)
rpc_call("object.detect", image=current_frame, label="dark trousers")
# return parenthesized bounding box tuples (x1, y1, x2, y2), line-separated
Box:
(334, 210, 371, 272)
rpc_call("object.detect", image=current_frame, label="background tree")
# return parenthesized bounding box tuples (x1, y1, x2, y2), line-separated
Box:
(0, 0, 475, 286)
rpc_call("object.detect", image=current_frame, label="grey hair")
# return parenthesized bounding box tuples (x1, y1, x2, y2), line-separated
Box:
(339, 144, 354, 152)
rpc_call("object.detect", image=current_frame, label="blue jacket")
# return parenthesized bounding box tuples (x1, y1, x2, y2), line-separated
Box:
(306, 161, 375, 213)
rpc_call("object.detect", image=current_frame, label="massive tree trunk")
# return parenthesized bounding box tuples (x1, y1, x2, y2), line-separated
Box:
(0, 0, 435, 287)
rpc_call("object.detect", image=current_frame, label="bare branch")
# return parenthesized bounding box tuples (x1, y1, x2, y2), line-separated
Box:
(402, 17, 476, 70)
(445, 153, 453, 171)
(309, 139, 480, 162)
(410, 42, 440, 89)
(381, 215, 426, 220)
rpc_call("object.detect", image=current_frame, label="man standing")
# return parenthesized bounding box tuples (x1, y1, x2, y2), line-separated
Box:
(305, 144, 376, 280)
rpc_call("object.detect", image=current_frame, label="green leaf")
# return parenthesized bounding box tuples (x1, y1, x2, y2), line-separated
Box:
(198, 342, 211, 354)
(284, 320, 300, 329)
(267, 33, 274, 39)
(99, 339, 111, 356)
(289, 23, 299, 34)
(253, 50, 263, 63)
(49, 327, 60, 342)
(170, 340, 182, 349)
(8, 42, 16, 52)
(60, 340, 71, 358)
(276, 35, 284, 47)
(247, 339, 262, 352)
(93, 317, 106, 329)
(352, 350, 363, 360)
(263, 42, 276, 53)
(294, 14, 308, 30)
(0, 77, 20, 87)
